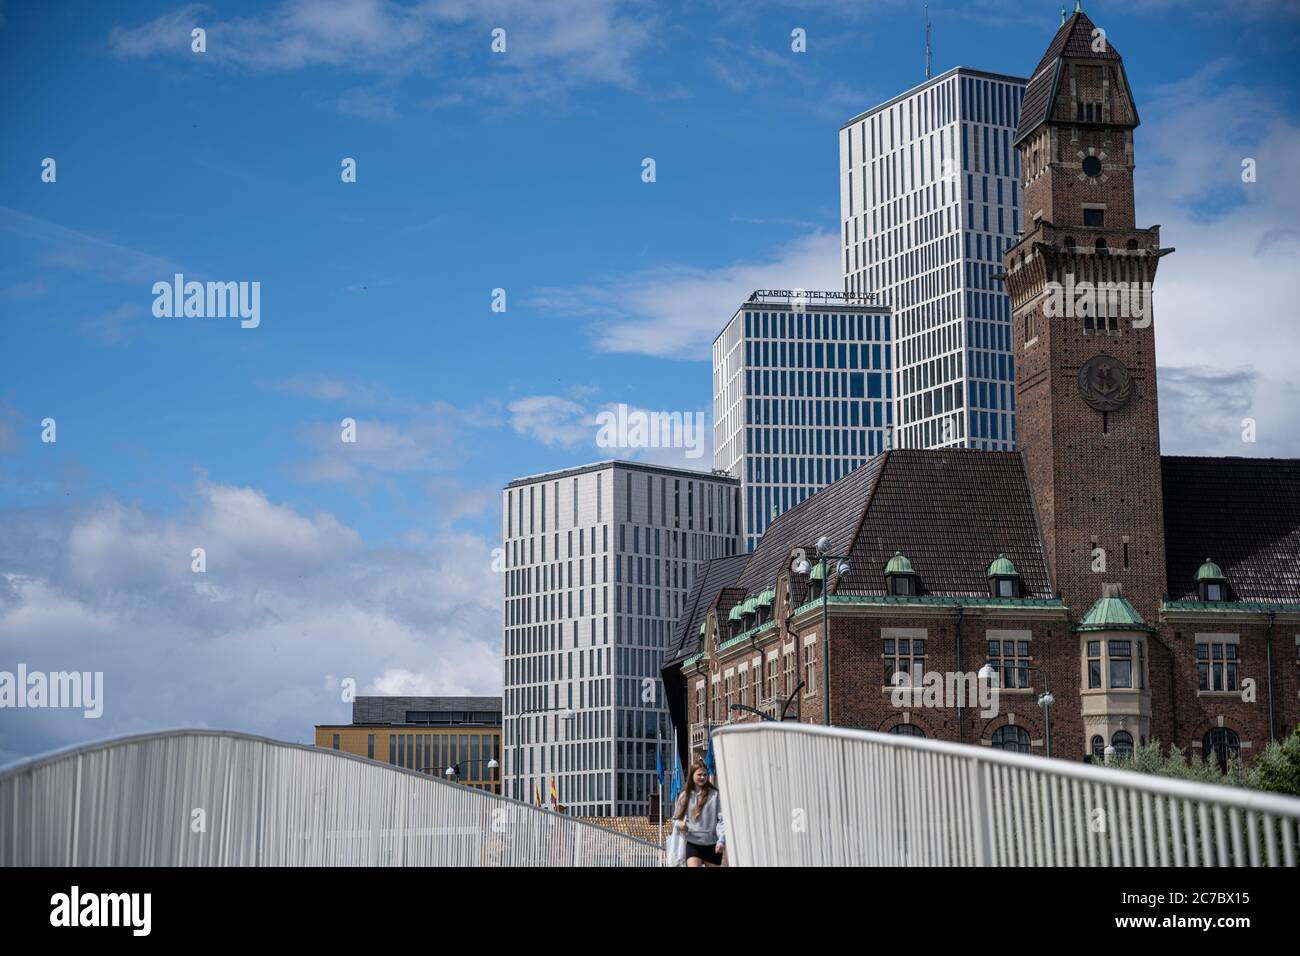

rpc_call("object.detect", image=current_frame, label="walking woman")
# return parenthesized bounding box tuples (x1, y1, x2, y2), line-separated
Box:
(673, 758, 726, 866)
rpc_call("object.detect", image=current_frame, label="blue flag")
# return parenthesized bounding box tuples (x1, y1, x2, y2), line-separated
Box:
(705, 723, 716, 779)
(669, 748, 684, 804)
(655, 741, 664, 791)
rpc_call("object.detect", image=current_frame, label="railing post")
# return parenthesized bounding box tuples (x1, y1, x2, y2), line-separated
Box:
(973, 756, 993, 867)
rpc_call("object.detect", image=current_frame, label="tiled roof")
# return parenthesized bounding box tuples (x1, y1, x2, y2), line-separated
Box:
(663, 552, 750, 668)
(666, 450, 1055, 663)
(577, 817, 671, 846)
(1015, 11, 1124, 145)
(840, 450, 1054, 598)
(1162, 456, 1300, 602)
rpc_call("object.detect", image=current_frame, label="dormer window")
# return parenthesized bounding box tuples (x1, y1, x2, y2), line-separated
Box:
(727, 604, 743, 638)
(1195, 559, 1229, 603)
(986, 554, 1021, 599)
(884, 551, 919, 597)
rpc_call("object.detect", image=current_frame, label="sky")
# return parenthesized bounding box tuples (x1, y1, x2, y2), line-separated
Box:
(1, 0, 1298, 763)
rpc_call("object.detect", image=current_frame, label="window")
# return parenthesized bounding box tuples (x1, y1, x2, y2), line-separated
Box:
(890, 724, 925, 737)
(988, 637, 1032, 688)
(1110, 730, 1134, 759)
(883, 635, 926, 686)
(738, 668, 749, 707)
(695, 682, 705, 723)
(889, 575, 915, 596)
(783, 647, 796, 696)
(1203, 728, 1240, 773)
(995, 578, 1016, 597)
(711, 677, 720, 720)
(1083, 207, 1105, 228)
(1091, 735, 1105, 760)
(1087, 641, 1102, 688)
(1197, 639, 1238, 692)
(804, 638, 817, 696)
(1108, 640, 1133, 688)
(766, 656, 778, 701)
(367, 734, 374, 760)
(332, 734, 340, 751)
(991, 725, 1030, 753)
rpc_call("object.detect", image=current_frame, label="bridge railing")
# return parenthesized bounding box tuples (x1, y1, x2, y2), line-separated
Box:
(0, 730, 663, 867)
(714, 722, 1300, 867)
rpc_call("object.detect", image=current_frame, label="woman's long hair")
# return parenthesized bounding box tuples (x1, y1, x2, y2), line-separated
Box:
(675, 757, 716, 820)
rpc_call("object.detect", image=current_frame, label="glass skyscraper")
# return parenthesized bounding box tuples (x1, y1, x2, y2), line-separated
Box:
(501, 460, 741, 816)
(840, 67, 1025, 450)
(713, 291, 893, 551)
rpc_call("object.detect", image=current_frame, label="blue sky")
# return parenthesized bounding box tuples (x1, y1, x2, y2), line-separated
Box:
(2, 0, 1299, 760)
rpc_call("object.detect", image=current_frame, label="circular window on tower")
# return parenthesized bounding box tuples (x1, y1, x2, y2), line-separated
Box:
(1082, 156, 1103, 177)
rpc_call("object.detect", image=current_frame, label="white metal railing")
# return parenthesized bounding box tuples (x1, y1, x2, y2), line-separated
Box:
(714, 722, 1300, 867)
(0, 730, 663, 867)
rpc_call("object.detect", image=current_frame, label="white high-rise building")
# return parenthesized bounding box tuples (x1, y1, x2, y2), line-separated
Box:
(502, 460, 741, 817)
(840, 67, 1025, 451)
(713, 290, 893, 552)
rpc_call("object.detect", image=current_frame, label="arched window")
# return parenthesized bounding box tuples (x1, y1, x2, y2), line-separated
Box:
(1110, 730, 1134, 759)
(1063, 235, 1076, 250)
(1091, 735, 1105, 760)
(1203, 728, 1240, 773)
(889, 723, 925, 738)
(1095, 237, 1108, 253)
(991, 725, 1031, 753)
(1125, 238, 1138, 250)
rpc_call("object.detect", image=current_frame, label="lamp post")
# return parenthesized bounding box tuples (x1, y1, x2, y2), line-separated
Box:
(978, 661, 1055, 758)
(791, 536, 851, 726)
(514, 706, 575, 808)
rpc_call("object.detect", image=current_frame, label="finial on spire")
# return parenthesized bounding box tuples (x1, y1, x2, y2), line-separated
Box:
(1061, 5, 1067, 25)
(1075, 0, 1083, 12)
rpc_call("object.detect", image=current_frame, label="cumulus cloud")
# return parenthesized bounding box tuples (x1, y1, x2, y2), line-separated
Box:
(530, 231, 841, 360)
(0, 480, 502, 765)
(1139, 61, 1300, 455)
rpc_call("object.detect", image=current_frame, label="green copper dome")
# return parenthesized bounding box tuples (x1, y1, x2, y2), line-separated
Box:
(808, 562, 826, 581)
(756, 588, 775, 608)
(1195, 559, 1226, 582)
(884, 551, 914, 575)
(986, 554, 1019, 578)
(728, 604, 743, 622)
(699, 620, 706, 636)
(741, 597, 758, 616)
(1074, 595, 1154, 633)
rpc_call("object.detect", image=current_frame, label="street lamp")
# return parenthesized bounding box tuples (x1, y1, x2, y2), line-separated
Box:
(978, 661, 1054, 759)
(513, 706, 575, 807)
(791, 536, 850, 725)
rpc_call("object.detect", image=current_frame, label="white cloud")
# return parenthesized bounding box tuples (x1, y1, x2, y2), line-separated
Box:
(531, 231, 841, 360)
(1138, 61, 1300, 454)
(0, 481, 502, 764)
(109, 0, 655, 106)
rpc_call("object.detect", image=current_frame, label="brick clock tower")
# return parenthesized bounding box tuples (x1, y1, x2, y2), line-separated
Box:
(1003, 7, 1172, 624)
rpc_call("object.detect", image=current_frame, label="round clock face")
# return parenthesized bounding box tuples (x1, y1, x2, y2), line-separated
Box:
(1082, 156, 1103, 177)
(1078, 355, 1133, 412)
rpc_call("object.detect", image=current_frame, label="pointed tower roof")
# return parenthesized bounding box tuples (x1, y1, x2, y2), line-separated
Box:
(1015, 10, 1130, 146)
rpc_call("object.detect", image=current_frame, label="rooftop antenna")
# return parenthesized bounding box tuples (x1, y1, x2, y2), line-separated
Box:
(924, 4, 933, 80)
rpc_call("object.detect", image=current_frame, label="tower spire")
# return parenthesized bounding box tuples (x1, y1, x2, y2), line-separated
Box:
(924, 4, 932, 80)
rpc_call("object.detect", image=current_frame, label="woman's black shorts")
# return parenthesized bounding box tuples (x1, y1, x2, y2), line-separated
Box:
(684, 841, 722, 865)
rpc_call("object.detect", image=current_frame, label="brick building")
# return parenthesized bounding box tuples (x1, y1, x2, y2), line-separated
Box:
(663, 10, 1300, 770)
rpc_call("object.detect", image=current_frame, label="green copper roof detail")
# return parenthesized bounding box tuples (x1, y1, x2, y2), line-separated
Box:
(699, 620, 706, 635)
(1074, 595, 1154, 633)
(756, 588, 776, 607)
(986, 554, 1019, 578)
(1195, 559, 1226, 582)
(884, 551, 914, 575)
(809, 562, 826, 581)
(728, 604, 743, 622)
(1162, 600, 1300, 614)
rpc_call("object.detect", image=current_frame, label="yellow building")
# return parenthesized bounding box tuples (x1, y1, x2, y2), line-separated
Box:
(314, 696, 502, 794)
